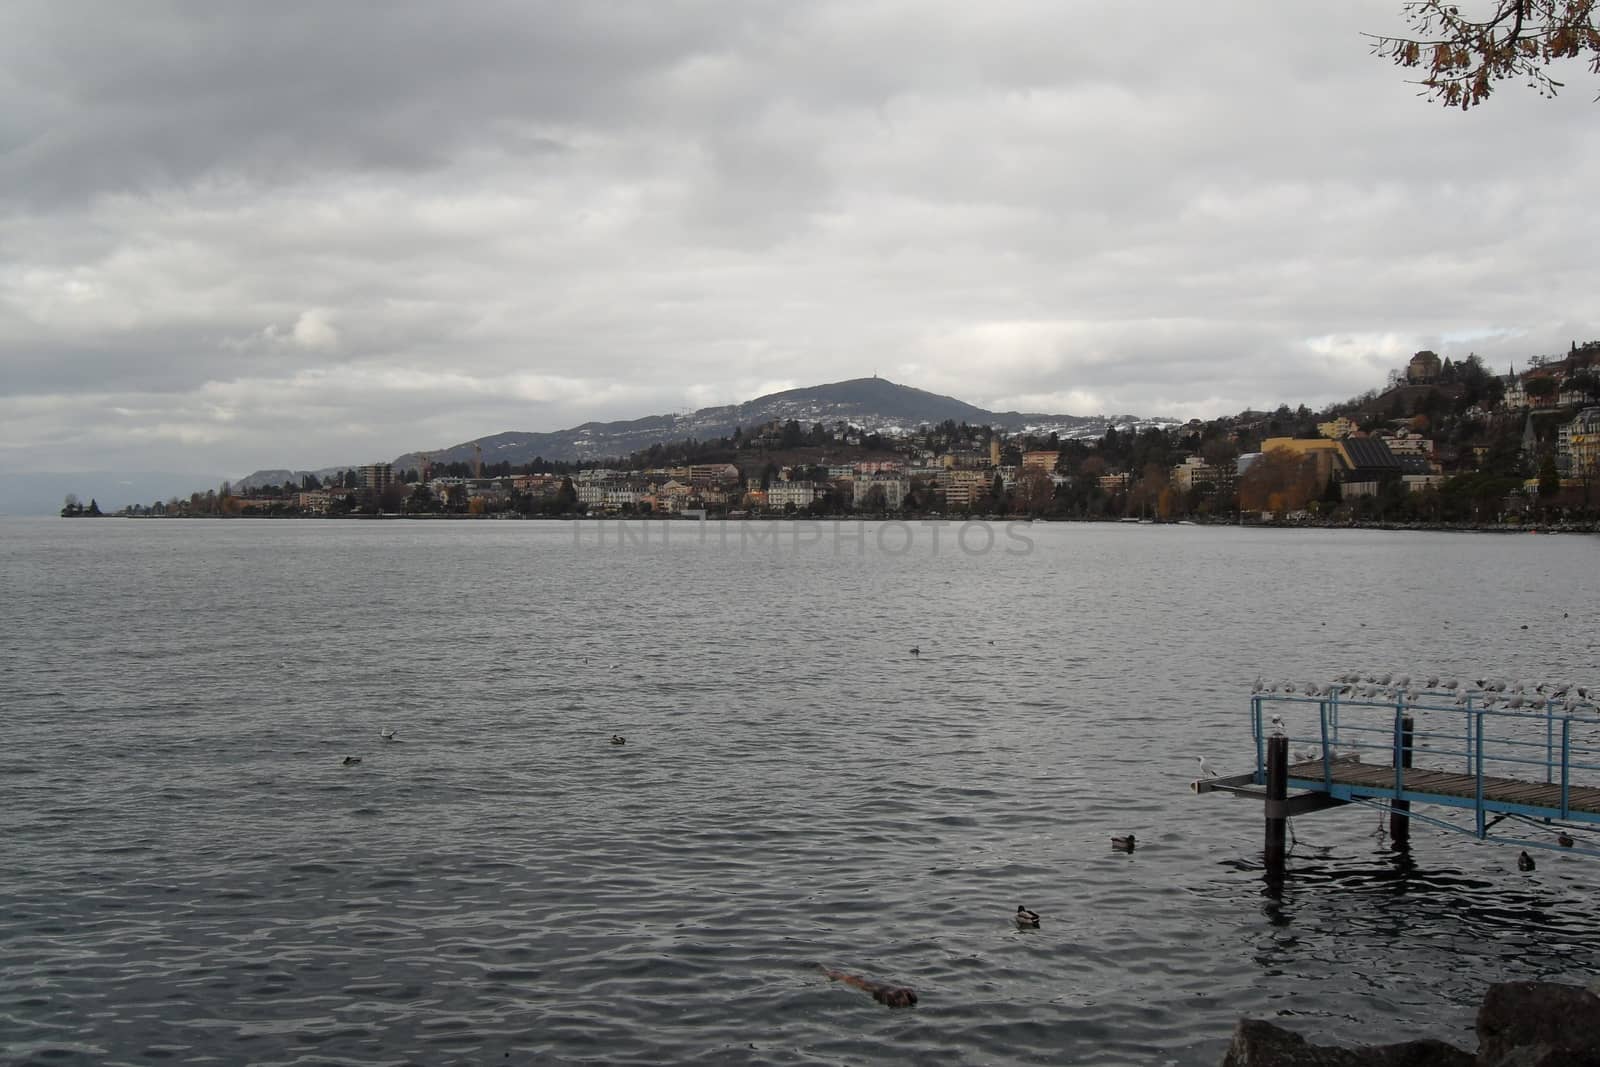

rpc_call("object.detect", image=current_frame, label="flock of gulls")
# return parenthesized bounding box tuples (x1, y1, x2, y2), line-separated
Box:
(1252, 673, 1598, 715)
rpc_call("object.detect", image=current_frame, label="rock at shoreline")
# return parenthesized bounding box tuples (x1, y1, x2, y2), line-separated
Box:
(1222, 982, 1600, 1067)
(1476, 981, 1600, 1066)
(1221, 1019, 1473, 1066)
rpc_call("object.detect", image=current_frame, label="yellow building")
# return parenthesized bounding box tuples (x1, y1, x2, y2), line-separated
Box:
(943, 469, 990, 507)
(1569, 407, 1600, 477)
(1317, 416, 1357, 440)
(1261, 437, 1343, 486)
(1022, 450, 1061, 471)
(1098, 472, 1130, 493)
(940, 451, 990, 470)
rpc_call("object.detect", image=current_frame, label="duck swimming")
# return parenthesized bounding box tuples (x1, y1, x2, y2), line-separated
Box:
(1112, 834, 1137, 852)
(1014, 905, 1040, 928)
(341, 756, 361, 766)
(610, 735, 626, 745)
(1517, 850, 1536, 871)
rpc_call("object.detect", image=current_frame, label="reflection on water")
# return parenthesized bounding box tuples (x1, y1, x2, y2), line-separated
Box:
(1, 518, 1597, 1065)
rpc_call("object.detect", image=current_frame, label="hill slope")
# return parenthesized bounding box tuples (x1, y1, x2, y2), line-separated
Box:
(392, 377, 1167, 470)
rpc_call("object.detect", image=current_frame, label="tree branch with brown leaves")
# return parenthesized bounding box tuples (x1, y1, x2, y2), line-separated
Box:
(1367, 0, 1600, 108)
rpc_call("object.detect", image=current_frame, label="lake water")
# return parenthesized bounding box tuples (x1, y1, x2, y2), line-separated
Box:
(2, 517, 1598, 1065)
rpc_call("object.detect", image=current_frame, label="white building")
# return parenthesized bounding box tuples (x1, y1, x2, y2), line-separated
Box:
(1384, 433, 1436, 459)
(604, 488, 641, 509)
(766, 481, 816, 509)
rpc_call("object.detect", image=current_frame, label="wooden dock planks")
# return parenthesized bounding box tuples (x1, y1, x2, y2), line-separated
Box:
(1285, 760, 1600, 815)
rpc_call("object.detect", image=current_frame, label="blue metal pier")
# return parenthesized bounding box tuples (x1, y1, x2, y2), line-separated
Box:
(1195, 689, 1600, 859)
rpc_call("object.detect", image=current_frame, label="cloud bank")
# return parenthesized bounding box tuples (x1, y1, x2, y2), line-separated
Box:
(2, 1, 1597, 477)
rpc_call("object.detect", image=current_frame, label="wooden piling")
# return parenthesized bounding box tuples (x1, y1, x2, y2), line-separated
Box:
(1390, 716, 1414, 843)
(1265, 734, 1288, 874)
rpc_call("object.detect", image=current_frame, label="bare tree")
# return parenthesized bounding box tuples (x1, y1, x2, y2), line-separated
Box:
(1014, 467, 1055, 515)
(1370, 1, 1600, 108)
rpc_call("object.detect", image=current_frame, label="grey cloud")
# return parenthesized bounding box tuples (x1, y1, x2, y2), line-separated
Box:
(2, 1, 1598, 476)
(2, 1, 755, 206)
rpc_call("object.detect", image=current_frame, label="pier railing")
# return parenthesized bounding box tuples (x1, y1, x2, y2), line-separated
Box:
(1250, 691, 1600, 828)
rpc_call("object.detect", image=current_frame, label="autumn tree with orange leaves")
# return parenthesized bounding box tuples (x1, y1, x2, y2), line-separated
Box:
(1370, 1, 1600, 108)
(1239, 451, 1325, 518)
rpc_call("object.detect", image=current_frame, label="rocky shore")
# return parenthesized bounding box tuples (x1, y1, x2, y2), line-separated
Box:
(1222, 982, 1600, 1066)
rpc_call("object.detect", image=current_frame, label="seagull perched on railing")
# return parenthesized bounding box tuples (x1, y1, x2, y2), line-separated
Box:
(1196, 756, 1221, 778)
(1269, 715, 1286, 737)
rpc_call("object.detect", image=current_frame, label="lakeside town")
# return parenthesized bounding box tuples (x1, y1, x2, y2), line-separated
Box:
(73, 344, 1600, 528)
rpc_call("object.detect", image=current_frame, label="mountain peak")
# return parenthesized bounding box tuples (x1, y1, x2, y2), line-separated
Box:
(392, 378, 1167, 470)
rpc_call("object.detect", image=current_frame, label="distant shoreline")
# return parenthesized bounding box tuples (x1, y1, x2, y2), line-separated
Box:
(68, 512, 1599, 534)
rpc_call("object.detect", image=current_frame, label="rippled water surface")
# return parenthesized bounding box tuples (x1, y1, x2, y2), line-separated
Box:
(3, 518, 1598, 1065)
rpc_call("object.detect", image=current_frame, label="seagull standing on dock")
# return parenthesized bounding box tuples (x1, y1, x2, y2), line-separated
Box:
(1269, 715, 1286, 737)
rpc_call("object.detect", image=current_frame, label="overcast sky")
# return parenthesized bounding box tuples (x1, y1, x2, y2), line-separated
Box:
(4, 1, 1599, 478)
